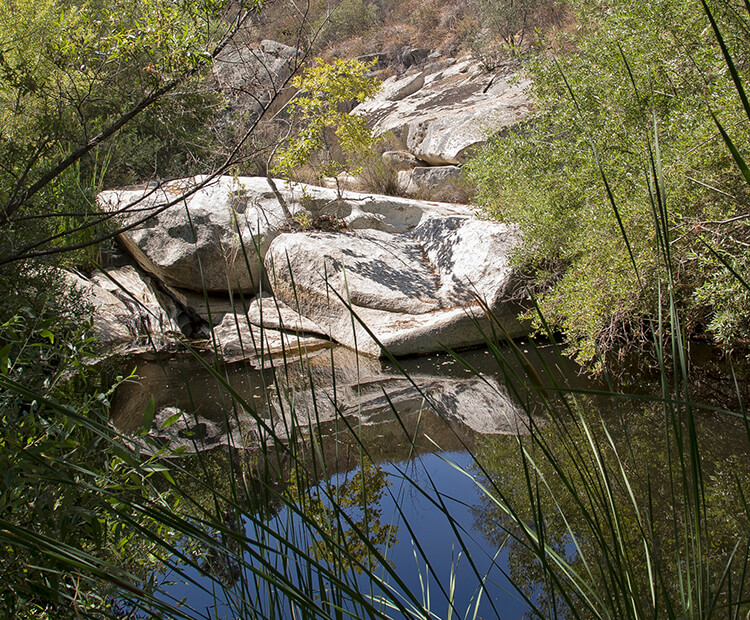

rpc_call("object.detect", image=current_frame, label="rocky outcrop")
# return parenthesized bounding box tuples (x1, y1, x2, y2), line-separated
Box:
(398, 165, 463, 197)
(96, 176, 528, 360)
(353, 56, 531, 166)
(98, 176, 479, 298)
(387, 73, 425, 101)
(66, 265, 182, 351)
(212, 311, 329, 365)
(213, 39, 300, 119)
(264, 214, 527, 357)
(246, 293, 325, 334)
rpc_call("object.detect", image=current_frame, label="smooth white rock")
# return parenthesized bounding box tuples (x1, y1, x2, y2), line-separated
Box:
(98, 176, 307, 294)
(98, 177, 479, 297)
(264, 215, 527, 357)
(246, 293, 326, 335)
(354, 56, 531, 165)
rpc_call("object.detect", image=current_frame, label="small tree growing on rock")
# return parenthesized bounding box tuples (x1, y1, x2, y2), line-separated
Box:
(273, 57, 380, 198)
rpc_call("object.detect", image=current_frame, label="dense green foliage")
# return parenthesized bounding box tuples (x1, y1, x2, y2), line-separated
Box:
(474, 391, 750, 617)
(0, 309, 174, 617)
(468, 0, 750, 364)
(0, 1, 258, 614)
(0, 0, 252, 273)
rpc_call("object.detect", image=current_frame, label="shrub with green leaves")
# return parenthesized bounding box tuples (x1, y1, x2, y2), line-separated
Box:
(467, 0, 568, 65)
(312, 0, 381, 49)
(0, 307, 173, 617)
(467, 0, 750, 365)
(274, 57, 380, 188)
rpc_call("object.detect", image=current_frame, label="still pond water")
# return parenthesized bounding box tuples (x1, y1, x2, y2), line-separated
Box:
(111, 343, 750, 619)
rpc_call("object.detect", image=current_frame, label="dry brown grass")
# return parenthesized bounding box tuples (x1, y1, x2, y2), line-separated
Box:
(357, 156, 402, 196)
(249, 0, 478, 61)
(240, 0, 575, 73)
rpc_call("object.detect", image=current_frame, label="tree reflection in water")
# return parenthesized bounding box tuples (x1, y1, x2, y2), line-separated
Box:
(471, 384, 750, 618)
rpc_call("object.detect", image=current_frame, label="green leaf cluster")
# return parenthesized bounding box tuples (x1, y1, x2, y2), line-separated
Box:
(274, 57, 380, 182)
(0, 307, 183, 616)
(0, 0, 238, 270)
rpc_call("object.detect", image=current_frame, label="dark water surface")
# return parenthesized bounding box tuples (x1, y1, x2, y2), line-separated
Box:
(110, 343, 750, 618)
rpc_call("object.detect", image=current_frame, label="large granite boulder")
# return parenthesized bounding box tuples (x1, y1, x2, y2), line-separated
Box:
(245, 292, 326, 334)
(276, 181, 478, 232)
(264, 215, 527, 357)
(353, 56, 531, 165)
(98, 176, 306, 295)
(97, 177, 527, 360)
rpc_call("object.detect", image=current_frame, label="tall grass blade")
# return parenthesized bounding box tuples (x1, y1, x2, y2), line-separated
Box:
(701, 0, 750, 123)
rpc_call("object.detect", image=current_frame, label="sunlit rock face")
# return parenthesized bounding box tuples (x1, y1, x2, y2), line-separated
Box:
(96, 176, 528, 360)
(97, 176, 475, 297)
(264, 214, 527, 357)
(353, 56, 532, 166)
(397, 165, 470, 201)
(97, 176, 299, 295)
(212, 310, 329, 365)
